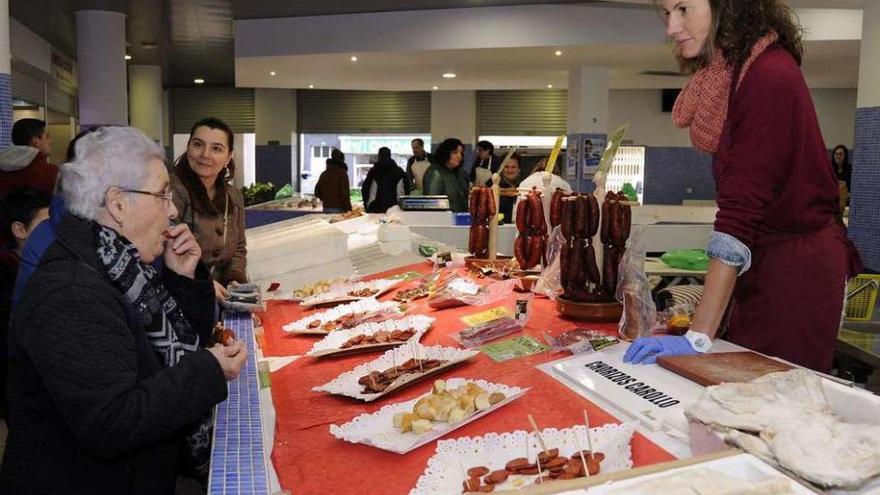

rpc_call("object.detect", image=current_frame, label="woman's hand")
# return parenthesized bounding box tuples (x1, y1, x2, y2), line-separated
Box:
(214, 280, 229, 301)
(208, 340, 247, 381)
(163, 223, 201, 278)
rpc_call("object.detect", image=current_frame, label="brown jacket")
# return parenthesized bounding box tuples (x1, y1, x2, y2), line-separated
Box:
(171, 176, 248, 284)
(315, 161, 352, 211)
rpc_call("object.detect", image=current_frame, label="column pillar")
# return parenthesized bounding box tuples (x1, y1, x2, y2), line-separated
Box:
(0, 0, 11, 147)
(128, 65, 163, 144)
(431, 90, 476, 150)
(849, 1, 880, 272)
(76, 10, 128, 127)
(567, 67, 610, 191)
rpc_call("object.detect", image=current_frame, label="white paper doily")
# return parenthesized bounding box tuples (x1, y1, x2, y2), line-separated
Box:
(411, 422, 636, 495)
(330, 377, 528, 454)
(312, 345, 480, 402)
(300, 278, 401, 307)
(282, 299, 404, 334)
(306, 315, 435, 357)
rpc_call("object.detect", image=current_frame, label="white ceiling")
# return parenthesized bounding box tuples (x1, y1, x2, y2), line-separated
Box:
(236, 2, 864, 91)
(237, 39, 860, 91)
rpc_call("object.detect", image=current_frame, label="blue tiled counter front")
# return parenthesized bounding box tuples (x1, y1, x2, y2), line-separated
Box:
(850, 106, 880, 272)
(209, 312, 270, 495)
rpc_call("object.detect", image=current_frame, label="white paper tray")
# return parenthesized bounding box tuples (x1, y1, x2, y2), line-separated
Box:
(300, 278, 401, 307)
(557, 453, 815, 495)
(411, 423, 636, 495)
(312, 345, 479, 402)
(282, 299, 404, 335)
(306, 315, 434, 358)
(330, 377, 528, 454)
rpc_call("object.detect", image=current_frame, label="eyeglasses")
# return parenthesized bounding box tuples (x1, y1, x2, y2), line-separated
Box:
(121, 189, 174, 207)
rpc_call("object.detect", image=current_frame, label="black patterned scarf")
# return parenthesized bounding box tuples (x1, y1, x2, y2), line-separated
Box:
(92, 222, 213, 475)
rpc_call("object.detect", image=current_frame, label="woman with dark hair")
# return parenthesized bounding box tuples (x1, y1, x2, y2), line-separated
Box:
(423, 138, 469, 212)
(497, 153, 524, 223)
(171, 117, 247, 301)
(831, 144, 852, 194)
(625, 0, 862, 371)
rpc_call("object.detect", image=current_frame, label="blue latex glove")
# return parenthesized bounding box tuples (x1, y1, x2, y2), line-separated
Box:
(623, 336, 698, 365)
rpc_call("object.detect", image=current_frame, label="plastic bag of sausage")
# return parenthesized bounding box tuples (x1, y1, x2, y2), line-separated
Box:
(426, 269, 516, 309)
(532, 225, 566, 300)
(616, 228, 657, 341)
(452, 294, 534, 348)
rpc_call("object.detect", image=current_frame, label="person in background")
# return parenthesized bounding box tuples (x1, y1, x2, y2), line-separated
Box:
(625, 0, 861, 372)
(405, 138, 433, 193)
(171, 117, 247, 302)
(0, 187, 50, 419)
(831, 145, 852, 208)
(1, 126, 246, 495)
(362, 147, 409, 214)
(497, 153, 524, 224)
(12, 128, 99, 308)
(315, 148, 353, 214)
(424, 138, 469, 213)
(518, 156, 572, 193)
(468, 140, 502, 186)
(0, 118, 57, 198)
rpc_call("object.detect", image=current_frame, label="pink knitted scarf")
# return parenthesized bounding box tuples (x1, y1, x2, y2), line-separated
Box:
(672, 32, 779, 154)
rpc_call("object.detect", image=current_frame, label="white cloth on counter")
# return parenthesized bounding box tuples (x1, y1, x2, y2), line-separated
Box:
(606, 467, 795, 495)
(686, 370, 880, 490)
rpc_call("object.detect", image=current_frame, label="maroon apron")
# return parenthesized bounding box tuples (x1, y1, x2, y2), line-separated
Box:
(725, 220, 861, 372)
(716, 64, 863, 372)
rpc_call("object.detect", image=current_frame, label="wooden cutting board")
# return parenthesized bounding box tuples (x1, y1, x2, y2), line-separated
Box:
(657, 351, 793, 387)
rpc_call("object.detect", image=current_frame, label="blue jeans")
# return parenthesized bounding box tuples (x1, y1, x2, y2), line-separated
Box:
(706, 231, 752, 275)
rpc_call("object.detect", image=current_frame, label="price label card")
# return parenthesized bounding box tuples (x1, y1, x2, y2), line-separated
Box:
(481, 335, 550, 363)
(461, 306, 511, 327)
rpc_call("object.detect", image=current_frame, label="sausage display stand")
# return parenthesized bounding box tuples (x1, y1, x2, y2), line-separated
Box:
(208, 211, 880, 495)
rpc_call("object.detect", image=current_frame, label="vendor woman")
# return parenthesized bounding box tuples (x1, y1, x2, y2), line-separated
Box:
(424, 138, 469, 212)
(625, 0, 862, 371)
(172, 117, 248, 301)
(497, 152, 524, 223)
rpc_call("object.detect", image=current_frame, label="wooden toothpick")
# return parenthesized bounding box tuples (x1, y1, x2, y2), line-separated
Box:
(574, 435, 590, 479)
(527, 414, 548, 453)
(582, 410, 594, 454)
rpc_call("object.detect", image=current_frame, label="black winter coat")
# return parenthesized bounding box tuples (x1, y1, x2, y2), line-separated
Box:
(362, 158, 410, 213)
(0, 214, 227, 495)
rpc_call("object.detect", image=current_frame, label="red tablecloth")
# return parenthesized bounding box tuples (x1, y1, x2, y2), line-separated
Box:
(259, 263, 676, 494)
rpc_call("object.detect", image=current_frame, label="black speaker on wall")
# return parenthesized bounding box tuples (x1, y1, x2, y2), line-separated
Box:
(662, 88, 681, 113)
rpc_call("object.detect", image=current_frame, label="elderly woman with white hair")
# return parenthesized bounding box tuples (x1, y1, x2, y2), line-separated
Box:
(1, 126, 247, 495)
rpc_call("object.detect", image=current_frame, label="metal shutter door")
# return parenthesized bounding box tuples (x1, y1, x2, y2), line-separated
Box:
(477, 90, 567, 136)
(11, 68, 44, 106)
(170, 88, 255, 133)
(297, 90, 430, 134)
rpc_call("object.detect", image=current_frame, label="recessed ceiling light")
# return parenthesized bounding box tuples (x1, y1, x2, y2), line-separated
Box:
(442, 72, 456, 79)
(270, 71, 276, 76)
(547, 84, 554, 88)
(124, 54, 132, 60)
(350, 55, 358, 62)
(432, 86, 439, 90)
(554, 50, 563, 56)
(194, 78, 205, 84)
(308, 84, 315, 88)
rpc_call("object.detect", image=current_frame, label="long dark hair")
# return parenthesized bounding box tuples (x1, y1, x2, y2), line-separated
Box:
(831, 145, 849, 167)
(173, 117, 236, 214)
(434, 138, 463, 168)
(660, 0, 804, 74)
